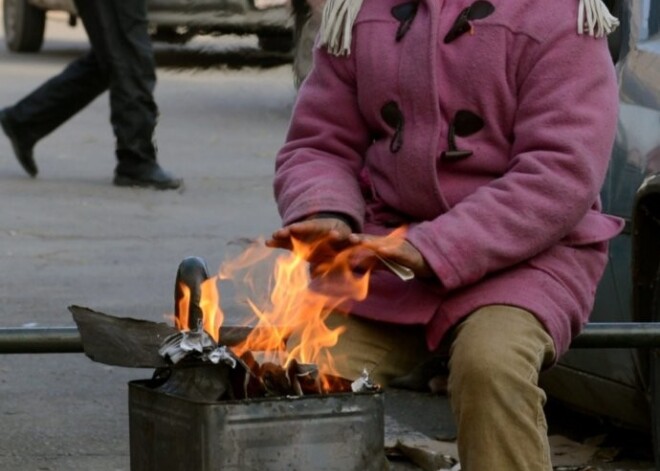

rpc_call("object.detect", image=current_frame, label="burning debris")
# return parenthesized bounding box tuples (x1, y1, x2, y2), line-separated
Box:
(72, 249, 381, 403)
(71, 246, 389, 471)
(148, 254, 379, 401)
(158, 323, 234, 366)
(351, 368, 380, 393)
(155, 326, 378, 401)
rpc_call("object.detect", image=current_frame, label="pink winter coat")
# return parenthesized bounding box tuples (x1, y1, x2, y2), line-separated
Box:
(274, 0, 625, 357)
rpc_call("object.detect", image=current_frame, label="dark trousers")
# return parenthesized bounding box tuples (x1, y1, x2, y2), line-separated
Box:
(7, 0, 159, 172)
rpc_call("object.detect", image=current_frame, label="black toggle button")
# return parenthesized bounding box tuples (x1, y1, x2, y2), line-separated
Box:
(454, 109, 484, 136)
(442, 150, 474, 162)
(380, 101, 405, 153)
(391, 2, 419, 41)
(381, 101, 402, 129)
(441, 109, 484, 162)
(444, 0, 495, 44)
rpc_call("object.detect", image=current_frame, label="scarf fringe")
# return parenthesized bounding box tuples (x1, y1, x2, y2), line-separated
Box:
(318, 0, 619, 57)
(319, 0, 363, 56)
(578, 0, 620, 37)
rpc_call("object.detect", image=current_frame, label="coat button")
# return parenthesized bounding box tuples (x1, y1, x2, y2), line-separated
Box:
(391, 2, 419, 41)
(380, 101, 405, 153)
(441, 149, 474, 162)
(441, 109, 484, 162)
(444, 0, 495, 44)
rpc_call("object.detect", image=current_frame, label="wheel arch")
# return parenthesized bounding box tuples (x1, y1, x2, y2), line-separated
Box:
(631, 171, 660, 468)
(632, 172, 660, 324)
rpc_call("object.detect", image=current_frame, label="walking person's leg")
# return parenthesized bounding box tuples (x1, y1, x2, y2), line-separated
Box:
(81, 0, 181, 189)
(0, 52, 108, 176)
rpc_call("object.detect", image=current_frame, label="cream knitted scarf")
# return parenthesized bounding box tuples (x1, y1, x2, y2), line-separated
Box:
(319, 0, 620, 56)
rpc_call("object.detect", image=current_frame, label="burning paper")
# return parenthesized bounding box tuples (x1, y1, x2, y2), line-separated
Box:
(351, 368, 379, 393)
(158, 322, 236, 367)
(158, 236, 390, 398)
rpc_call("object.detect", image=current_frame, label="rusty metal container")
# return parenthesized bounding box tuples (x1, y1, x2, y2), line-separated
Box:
(128, 379, 387, 471)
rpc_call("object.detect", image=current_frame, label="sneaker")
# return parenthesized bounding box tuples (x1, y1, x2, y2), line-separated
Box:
(0, 108, 37, 177)
(113, 164, 183, 190)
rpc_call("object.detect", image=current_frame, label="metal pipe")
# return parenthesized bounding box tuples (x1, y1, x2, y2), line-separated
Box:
(0, 327, 82, 353)
(570, 322, 660, 348)
(0, 325, 258, 354)
(1, 322, 660, 354)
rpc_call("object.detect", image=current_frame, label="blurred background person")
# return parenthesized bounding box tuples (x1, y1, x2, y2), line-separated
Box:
(0, 0, 182, 190)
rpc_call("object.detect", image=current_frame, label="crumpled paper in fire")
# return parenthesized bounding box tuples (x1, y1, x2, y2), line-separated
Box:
(158, 324, 236, 367)
(351, 368, 379, 393)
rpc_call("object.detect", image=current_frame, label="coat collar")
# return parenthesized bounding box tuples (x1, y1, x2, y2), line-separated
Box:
(318, 0, 619, 56)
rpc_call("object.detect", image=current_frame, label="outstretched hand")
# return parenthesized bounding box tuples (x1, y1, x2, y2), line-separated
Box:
(348, 233, 434, 279)
(267, 218, 434, 279)
(266, 217, 352, 249)
(266, 217, 353, 266)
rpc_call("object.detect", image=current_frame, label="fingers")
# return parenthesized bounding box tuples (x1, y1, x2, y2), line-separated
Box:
(267, 218, 352, 249)
(265, 226, 295, 250)
(348, 233, 398, 256)
(349, 235, 433, 278)
(265, 237, 292, 250)
(266, 218, 355, 269)
(267, 223, 433, 279)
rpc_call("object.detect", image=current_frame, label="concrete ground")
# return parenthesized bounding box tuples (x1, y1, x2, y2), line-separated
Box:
(0, 6, 655, 471)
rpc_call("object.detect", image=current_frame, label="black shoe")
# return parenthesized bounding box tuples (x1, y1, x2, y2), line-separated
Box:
(0, 108, 37, 177)
(113, 164, 183, 190)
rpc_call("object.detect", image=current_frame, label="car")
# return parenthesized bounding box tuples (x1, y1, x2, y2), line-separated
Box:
(539, 0, 660, 461)
(2, 0, 294, 53)
(289, 0, 660, 462)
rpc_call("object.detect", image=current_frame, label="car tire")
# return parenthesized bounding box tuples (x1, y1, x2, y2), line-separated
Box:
(3, 0, 46, 53)
(150, 27, 194, 45)
(257, 32, 293, 53)
(650, 265, 660, 467)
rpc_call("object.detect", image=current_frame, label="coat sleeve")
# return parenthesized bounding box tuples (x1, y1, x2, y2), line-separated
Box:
(406, 26, 622, 291)
(274, 44, 371, 229)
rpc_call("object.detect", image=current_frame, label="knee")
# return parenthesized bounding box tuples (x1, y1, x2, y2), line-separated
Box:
(447, 315, 549, 401)
(449, 335, 524, 399)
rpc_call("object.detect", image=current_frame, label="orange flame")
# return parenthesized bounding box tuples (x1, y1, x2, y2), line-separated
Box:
(174, 284, 190, 331)
(226, 237, 371, 380)
(174, 276, 224, 342)
(172, 228, 408, 382)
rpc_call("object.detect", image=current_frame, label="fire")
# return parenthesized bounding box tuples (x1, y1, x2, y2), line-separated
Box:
(173, 229, 407, 387)
(175, 276, 223, 342)
(223, 237, 371, 382)
(174, 284, 190, 331)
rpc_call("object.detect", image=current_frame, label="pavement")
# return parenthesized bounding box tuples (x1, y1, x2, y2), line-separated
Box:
(0, 7, 655, 471)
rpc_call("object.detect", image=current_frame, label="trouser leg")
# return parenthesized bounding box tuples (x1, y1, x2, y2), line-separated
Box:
(6, 52, 107, 145)
(323, 312, 431, 387)
(324, 306, 556, 470)
(448, 305, 556, 471)
(75, 0, 159, 170)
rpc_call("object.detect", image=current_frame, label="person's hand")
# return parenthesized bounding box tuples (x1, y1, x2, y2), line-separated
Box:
(348, 233, 434, 279)
(266, 217, 353, 265)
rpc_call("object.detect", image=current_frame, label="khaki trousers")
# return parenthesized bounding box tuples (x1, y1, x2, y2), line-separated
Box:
(325, 305, 556, 471)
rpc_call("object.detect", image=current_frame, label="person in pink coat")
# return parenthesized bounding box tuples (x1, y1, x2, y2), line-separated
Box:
(268, 0, 623, 468)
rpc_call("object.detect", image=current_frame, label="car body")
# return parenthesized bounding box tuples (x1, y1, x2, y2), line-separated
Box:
(3, 0, 293, 53)
(290, 0, 660, 459)
(539, 0, 660, 456)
